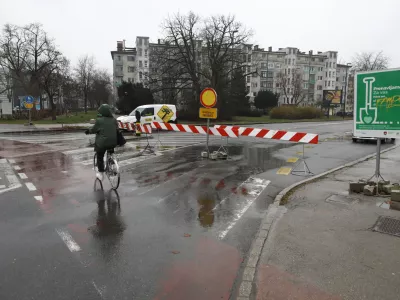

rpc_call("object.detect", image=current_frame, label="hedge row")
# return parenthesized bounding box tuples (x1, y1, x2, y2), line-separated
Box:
(269, 106, 323, 120)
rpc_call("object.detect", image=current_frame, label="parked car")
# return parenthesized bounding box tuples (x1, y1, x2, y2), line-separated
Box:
(117, 104, 177, 130)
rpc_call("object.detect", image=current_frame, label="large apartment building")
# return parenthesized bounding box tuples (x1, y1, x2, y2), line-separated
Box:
(111, 37, 353, 111)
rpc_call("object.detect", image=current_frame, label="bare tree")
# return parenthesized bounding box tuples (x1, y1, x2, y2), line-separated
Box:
(201, 15, 253, 90)
(276, 69, 306, 105)
(39, 57, 69, 119)
(352, 51, 389, 72)
(75, 54, 95, 112)
(88, 69, 112, 107)
(0, 23, 62, 98)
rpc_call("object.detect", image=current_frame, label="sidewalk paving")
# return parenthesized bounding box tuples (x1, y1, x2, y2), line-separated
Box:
(256, 147, 400, 300)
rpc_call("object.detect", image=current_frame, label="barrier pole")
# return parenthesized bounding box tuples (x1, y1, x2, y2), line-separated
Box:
(291, 143, 314, 176)
(206, 118, 210, 156)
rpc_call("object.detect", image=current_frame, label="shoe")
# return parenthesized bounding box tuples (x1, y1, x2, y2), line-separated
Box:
(96, 172, 104, 181)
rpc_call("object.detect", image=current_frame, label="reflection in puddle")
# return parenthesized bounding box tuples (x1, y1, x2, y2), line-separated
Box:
(197, 192, 215, 228)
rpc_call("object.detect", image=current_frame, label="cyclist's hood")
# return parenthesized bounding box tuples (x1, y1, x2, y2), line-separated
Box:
(98, 104, 113, 117)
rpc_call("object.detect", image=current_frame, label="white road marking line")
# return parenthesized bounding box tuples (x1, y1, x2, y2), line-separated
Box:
(0, 184, 22, 194)
(34, 196, 43, 202)
(56, 229, 81, 252)
(0, 185, 5, 189)
(13, 165, 21, 171)
(92, 281, 105, 299)
(6, 174, 20, 186)
(8, 159, 16, 164)
(25, 182, 37, 191)
(18, 173, 28, 179)
(218, 179, 270, 240)
(157, 191, 178, 203)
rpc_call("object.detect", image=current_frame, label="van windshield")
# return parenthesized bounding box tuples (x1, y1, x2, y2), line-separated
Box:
(129, 107, 144, 116)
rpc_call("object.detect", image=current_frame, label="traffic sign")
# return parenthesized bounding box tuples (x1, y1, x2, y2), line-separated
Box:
(24, 95, 34, 109)
(354, 68, 400, 138)
(199, 107, 218, 119)
(157, 105, 174, 123)
(200, 88, 217, 108)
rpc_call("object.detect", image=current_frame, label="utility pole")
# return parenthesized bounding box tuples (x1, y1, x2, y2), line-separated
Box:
(308, 50, 312, 106)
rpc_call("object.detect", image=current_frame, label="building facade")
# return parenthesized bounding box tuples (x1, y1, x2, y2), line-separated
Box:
(111, 37, 353, 110)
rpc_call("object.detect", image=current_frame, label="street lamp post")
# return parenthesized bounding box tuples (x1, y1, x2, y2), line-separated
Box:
(343, 63, 352, 119)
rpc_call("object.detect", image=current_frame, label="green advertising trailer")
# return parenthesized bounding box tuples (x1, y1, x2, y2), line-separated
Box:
(354, 68, 400, 138)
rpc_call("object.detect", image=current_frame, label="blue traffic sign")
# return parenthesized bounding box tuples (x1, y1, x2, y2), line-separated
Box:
(25, 96, 34, 104)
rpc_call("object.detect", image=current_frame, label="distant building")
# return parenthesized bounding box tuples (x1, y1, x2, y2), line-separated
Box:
(111, 37, 352, 110)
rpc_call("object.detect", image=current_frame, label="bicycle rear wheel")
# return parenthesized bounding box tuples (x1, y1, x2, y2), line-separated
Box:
(107, 157, 120, 189)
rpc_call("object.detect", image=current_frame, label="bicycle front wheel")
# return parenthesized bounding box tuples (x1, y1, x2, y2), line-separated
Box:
(107, 157, 120, 189)
(93, 153, 98, 172)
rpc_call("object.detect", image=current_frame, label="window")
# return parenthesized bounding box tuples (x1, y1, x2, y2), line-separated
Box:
(318, 76, 323, 80)
(285, 69, 287, 75)
(128, 66, 135, 73)
(138, 48, 142, 56)
(141, 107, 154, 116)
(326, 62, 328, 68)
(247, 66, 251, 73)
(333, 62, 336, 68)
(310, 67, 314, 72)
(251, 82, 257, 87)
(312, 58, 315, 62)
(262, 53, 266, 58)
(261, 81, 267, 87)
(304, 83, 308, 89)
(247, 54, 251, 62)
(267, 82, 273, 88)
(288, 68, 291, 74)
(336, 77, 339, 82)
(261, 71, 267, 78)
(267, 71, 273, 78)
(268, 62, 274, 68)
(324, 81, 327, 87)
(127, 56, 135, 61)
(246, 76, 250, 83)
(261, 63, 267, 69)
(304, 66, 309, 72)
(145, 49, 148, 57)
(276, 63, 281, 68)
(118, 66, 123, 72)
(144, 72, 148, 78)
(329, 71, 331, 77)
(329, 62, 332, 68)
(117, 55, 121, 61)
(128, 78, 134, 83)
(328, 81, 331, 86)
(317, 85, 322, 90)
(318, 67, 323, 71)
(139, 61, 143, 67)
(145, 61, 148, 68)
(285, 59, 287, 64)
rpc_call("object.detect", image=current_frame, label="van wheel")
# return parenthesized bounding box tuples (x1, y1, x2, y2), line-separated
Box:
(352, 138, 357, 143)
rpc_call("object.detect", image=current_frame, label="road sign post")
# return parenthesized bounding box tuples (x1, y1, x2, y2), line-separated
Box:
(199, 88, 217, 157)
(24, 96, 34, 125)
(354, 68, 400, 191)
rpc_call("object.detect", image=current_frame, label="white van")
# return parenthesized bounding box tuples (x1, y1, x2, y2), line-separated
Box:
(117, 104, 177, 128)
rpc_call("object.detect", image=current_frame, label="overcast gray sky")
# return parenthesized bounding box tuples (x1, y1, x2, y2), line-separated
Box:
(1, 0, 399, 72)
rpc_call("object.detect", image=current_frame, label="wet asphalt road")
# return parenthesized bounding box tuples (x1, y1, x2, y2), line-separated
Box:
(0, 120, 392, 300)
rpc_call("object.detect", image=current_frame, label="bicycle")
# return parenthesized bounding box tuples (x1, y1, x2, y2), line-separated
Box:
(93, 150, 121, 190)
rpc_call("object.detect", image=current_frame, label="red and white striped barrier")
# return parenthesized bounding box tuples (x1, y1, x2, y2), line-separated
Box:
(215, 125, 318, 144)
(119, 122, 152, 134)
(151, 122, 238, 138)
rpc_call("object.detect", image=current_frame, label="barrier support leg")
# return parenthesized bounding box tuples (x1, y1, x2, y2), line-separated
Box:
(140, 131, 156, 155)
(291, 144, 314, 176)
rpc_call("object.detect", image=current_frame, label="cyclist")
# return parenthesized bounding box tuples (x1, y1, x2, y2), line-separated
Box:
(85, 104, 118, 181)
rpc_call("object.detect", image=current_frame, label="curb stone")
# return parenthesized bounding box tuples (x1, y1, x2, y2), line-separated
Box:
(235, 143, 399, 299)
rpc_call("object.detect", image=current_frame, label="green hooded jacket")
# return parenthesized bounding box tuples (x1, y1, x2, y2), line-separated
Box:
(89, 104, 118, 151)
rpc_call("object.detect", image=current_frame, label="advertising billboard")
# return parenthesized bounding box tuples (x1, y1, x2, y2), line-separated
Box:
(323, 90, 342, 104)
(354, 68, 400, 138)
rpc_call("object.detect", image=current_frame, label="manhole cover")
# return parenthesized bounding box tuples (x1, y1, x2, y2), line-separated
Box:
(373, 216, 400, 237)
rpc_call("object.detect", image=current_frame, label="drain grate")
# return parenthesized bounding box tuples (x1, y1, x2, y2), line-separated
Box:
(373, 216, 400, 237)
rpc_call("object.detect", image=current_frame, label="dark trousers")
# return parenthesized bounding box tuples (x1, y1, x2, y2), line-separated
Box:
(96, 148, 114, 172)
